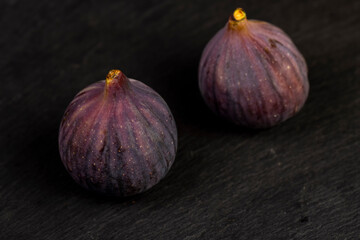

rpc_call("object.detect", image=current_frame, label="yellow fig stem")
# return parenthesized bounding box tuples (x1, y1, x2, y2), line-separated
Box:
(106, 69, 122, 85)
(228, 8, 248, 31)
(232, 8, 246, 22)
(104, 69, 129, 96)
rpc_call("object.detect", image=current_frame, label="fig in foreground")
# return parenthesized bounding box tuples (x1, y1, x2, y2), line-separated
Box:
(199, 8, 309, 128)
(59, 70, 177, 197)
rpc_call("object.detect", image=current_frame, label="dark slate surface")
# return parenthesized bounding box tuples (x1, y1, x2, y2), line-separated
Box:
(1, 0, 359, 239)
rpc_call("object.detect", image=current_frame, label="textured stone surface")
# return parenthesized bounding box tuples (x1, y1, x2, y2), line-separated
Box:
(0, 0, 359, 239)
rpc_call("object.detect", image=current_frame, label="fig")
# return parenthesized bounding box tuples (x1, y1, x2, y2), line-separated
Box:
(58, 70, 177, 197)
(199, 8, 309, 128)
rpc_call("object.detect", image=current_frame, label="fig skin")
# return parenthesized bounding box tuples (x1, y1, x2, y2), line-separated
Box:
(199, 8, 309, 128)
(58, 70, 177, 197)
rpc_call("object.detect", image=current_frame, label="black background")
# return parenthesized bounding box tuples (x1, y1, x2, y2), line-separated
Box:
(1, 0, 359, 239)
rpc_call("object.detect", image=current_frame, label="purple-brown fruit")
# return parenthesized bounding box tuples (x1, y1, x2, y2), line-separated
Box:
(199, 8, 309, 128)
(58, 70, 177, 197)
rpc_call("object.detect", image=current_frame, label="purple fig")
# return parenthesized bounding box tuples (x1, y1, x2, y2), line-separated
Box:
(59, 70, 177, 197)
(199, 8, 309, 128)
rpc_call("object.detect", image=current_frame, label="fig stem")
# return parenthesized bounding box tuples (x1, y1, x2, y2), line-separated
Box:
(232, 8, 246, 22)
(104, 69, 129, 95)
(106, 69, 122, 85)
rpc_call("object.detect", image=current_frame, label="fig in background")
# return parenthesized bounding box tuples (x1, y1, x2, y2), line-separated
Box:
(199, 8, 309, 128)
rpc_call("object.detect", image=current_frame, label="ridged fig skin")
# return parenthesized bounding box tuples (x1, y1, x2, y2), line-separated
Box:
(199, 10, 309, 128)
(58, 70, 177, 197)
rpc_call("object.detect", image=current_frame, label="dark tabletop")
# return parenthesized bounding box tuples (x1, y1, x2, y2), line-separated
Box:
(1, 0, 359, 239)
